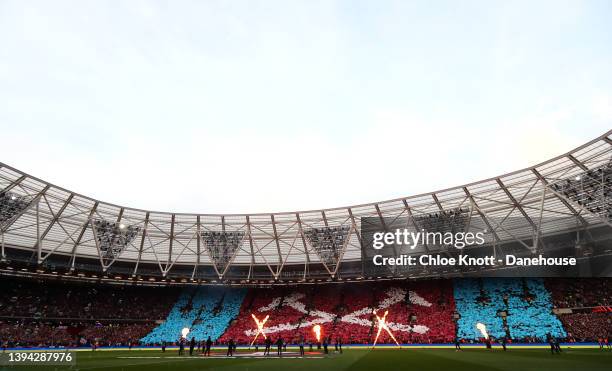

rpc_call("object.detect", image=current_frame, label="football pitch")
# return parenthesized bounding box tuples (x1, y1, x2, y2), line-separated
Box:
(1, 348, 610, 371)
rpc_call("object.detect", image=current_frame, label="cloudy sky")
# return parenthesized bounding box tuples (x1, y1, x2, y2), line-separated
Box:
(1, 0, 611, 213)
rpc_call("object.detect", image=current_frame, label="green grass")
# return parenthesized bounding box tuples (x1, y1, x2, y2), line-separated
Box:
(1, 348, 610, 371)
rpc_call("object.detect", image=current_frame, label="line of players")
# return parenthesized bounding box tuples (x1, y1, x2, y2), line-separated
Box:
(167, 335, 344, 357)
(452, 333, 611, 354)
(168, 336, 214, 356)
(253, 335, 344, 357)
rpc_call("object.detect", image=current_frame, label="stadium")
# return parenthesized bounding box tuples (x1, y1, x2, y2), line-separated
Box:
(2, 2, 612, 370)
(0, 131, 611, 370)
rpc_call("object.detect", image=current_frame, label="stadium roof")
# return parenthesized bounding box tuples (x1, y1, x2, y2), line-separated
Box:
(1, 130, 611, 282)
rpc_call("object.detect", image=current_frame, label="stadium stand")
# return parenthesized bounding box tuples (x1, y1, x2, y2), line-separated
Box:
(299, 285, 342, 342)
(219, 281, 456, 345)
(557, 313, 611, 342)
(141, 286, 246, 344)
(0, 278, 179, 320)
(400, 280, 456, 344)
(546, 278, 611, 308)
(1, 276, 611, 347)
(0, 321, 73, 347)
(546, 278, 612, 343)
(455, 278, 566, 341)
(187, 287, 246, 341)
(327, 283, 374, 344)
(504, 278, 566, 340)
(219, 286, 315, 344)
(81, 322, 156, 347)
(0, 278, 179, 347)
(454, 278, 507, 340)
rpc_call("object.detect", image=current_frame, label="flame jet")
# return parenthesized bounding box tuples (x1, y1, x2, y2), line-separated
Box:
(372, 309, 400, 348)
(181, 327, 190, 339)
(250, 314, 270, 346)
(476, 323, 489, 339)
(313, 325, 322, 343)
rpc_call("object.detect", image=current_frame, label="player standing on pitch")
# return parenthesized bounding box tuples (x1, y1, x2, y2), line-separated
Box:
(276, 337, 283, 357)
(266, 336, 272, 355)
(178, 337, 185, 356)
(299, 335, 305, 356)
(205, 336, 212, 356)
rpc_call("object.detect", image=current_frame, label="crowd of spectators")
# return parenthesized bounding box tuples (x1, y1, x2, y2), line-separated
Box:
(81, 323, 157, 346)
(1, 277, 610, 347)
(546, 278, 611, 308)
(558, 313, 611, 342)
(220, 281, 456, 345)
(219, 287, 313, 344)
(0, 278, 179, 347)
(142, 286, 246, 344)
(0, 320, 156, 348)
(544, 278, 611, 343)
(455, 278, 567, 341)
(0, 278, 180, 320)
(0, 321, 73, 347)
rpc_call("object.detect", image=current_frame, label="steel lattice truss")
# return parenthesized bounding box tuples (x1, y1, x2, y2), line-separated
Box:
(412, 207, 469, 234)
(304, 225, 352, 276)
(0, 191, 33, 231)
(550, 161, 612, 219)
(1, 130, 612, 282)
(91, 219, 140, 268)
(201, 231, 246, 278)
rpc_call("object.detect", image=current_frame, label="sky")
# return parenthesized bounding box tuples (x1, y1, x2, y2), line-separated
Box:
(1, 0, 611, 214)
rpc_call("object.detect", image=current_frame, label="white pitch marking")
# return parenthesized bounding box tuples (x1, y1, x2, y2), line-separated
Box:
(117, 356, 325, 359)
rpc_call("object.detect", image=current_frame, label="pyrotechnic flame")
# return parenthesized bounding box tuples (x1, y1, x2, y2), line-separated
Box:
(313, 325, 321, 342)
(250, 314, 270, 346)
(181, 327, 190, 339)
(476, 323, 489, 339)
(372, 309, 400, 348)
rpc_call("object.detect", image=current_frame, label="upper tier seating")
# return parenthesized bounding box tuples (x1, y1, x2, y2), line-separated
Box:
(0, 278, 178, 320)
